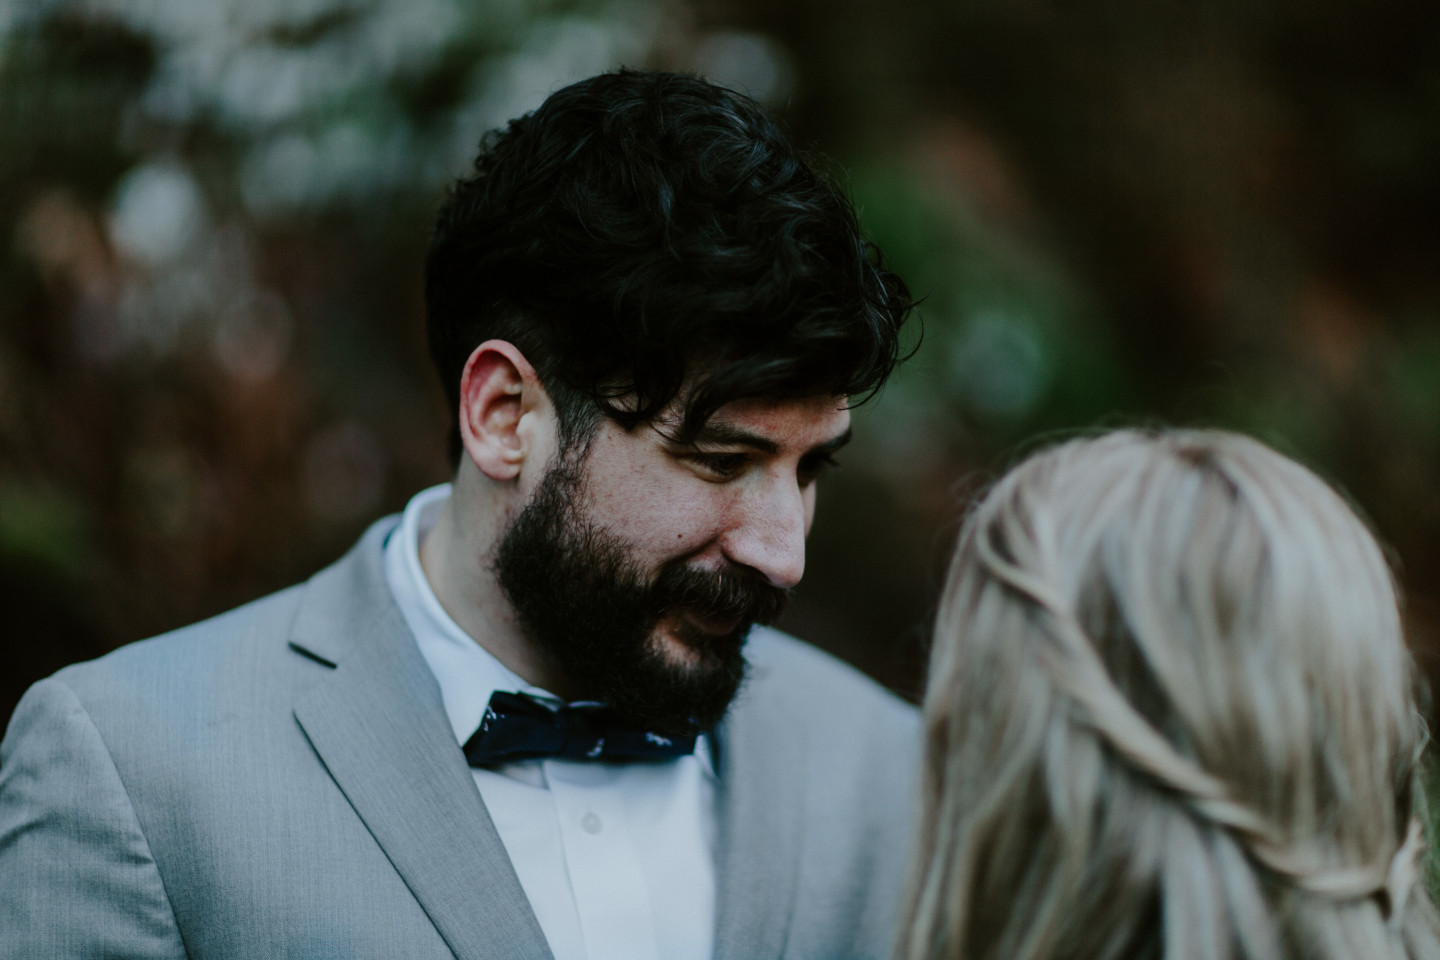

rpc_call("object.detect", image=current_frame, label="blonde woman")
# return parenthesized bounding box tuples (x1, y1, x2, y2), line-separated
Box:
(897, 429, 1440, 960)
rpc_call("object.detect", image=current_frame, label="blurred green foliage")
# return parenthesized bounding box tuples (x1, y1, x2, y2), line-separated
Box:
(0, 478, 88, 575)
(1, 0, 1437, 719)
(847, 159, 1135, 447)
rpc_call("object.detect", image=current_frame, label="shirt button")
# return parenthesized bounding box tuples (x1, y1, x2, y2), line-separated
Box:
(581, 812, 602, 835)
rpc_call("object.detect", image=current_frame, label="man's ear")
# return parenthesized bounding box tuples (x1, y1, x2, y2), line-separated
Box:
(457, 340, 548, 481)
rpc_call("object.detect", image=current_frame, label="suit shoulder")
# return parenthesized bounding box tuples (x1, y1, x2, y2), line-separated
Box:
(741, 626, 918, 735)
(51, 583, 308, 706)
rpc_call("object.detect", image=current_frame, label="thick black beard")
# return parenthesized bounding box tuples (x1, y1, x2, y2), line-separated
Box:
(491, 454, 789, 737)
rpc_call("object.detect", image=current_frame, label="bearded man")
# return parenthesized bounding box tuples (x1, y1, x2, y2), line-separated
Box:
(0, 70, 919, 960)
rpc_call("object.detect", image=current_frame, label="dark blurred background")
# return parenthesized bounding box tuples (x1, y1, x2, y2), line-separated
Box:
(3, 0, 1438, 727)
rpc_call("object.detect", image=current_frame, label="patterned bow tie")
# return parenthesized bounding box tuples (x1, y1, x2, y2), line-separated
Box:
(463, 691, 698, 769)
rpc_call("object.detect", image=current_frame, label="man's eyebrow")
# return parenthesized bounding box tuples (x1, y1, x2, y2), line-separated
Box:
(687, 423, 780, 454)
(807, 428, 853, 457)
(685, 424, 854, 456)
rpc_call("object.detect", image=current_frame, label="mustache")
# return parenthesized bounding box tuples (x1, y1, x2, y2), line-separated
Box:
(648, 561, 789, 628)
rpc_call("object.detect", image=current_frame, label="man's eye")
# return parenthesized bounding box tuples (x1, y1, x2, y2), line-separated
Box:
(797, 453, 840, 487)
(686, 453, 750, 480)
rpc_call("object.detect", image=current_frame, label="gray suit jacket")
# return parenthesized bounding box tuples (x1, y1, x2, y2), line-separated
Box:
(0, 517, 919, 960)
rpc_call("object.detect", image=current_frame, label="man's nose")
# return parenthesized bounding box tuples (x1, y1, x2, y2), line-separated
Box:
(718, 478, 808, 589)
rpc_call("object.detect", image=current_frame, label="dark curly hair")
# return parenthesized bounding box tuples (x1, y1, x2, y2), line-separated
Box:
(425, 69, 914, 462)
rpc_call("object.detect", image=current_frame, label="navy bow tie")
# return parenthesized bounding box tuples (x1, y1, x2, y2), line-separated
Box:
(463, 691, 698, 768)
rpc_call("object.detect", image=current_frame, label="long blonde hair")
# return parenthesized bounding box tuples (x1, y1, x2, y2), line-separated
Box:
(896, 429, 1440, 960)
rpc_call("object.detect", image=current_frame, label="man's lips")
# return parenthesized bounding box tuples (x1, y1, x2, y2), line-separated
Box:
(678, 608, 743, 638)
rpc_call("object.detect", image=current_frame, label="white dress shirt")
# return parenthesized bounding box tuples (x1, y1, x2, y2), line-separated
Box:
(383, 484, 718, 960)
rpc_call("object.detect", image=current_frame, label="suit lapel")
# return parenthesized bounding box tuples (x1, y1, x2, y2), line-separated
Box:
(290, 520, 553, 960)
(711, 661, 806, 959)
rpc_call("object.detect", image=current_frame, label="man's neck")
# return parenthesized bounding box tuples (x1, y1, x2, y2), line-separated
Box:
(417, 476, 564, 694)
